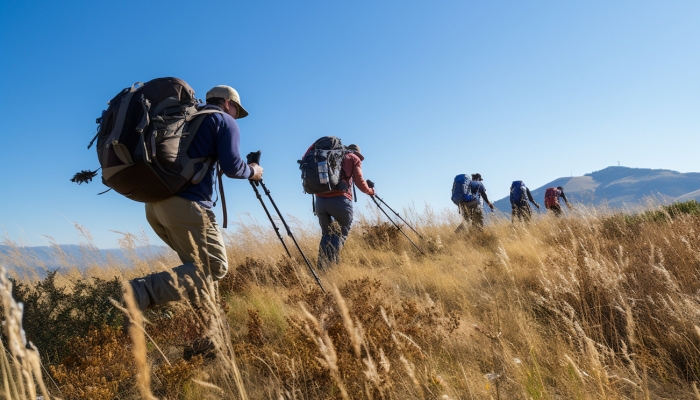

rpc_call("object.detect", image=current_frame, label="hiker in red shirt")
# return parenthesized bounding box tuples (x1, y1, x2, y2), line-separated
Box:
(544, 186, 571, 217)
(314, 144, 375, 269)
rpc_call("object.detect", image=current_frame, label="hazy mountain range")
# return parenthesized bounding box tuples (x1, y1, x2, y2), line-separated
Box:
(494, 166, 700, 213)
(0, 244, 171, 277)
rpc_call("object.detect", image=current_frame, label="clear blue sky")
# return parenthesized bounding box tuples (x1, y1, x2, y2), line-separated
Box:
(1, 1, 698, 248)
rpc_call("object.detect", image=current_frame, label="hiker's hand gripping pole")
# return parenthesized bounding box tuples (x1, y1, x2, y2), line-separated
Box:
(246, 151, 292, 257)
(370, 195, 426, 255)
(246, 151, 326, 293)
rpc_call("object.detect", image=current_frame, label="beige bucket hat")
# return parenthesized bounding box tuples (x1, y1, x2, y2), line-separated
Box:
(347, 144, 364, 160)
(206, 85, 249, 118)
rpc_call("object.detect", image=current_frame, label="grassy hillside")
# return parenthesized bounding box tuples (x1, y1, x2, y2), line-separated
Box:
(3, 202, 700, 399)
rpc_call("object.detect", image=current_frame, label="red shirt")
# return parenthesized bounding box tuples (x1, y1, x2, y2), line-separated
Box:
(315, 153, 375, 200)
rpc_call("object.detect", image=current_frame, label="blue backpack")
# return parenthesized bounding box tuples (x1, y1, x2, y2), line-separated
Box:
(451, 174, 477, 204)
(510, 181, 527, 204)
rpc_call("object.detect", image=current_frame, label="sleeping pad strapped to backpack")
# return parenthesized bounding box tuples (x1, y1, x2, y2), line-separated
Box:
(298, 136, 349, 194)
(451, 174, 477, 205)
(93, 77, 222, 202)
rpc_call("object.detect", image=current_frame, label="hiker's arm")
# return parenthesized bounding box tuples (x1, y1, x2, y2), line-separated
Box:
(481, 189, 494, 209)
(560, 191, 571, 206)
(216, 117, 253, 179)
(526, 188, 539, 208)
(350, 157, 375, 196)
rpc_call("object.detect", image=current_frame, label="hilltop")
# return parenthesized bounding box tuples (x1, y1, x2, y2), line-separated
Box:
(494, 166, 700, 213)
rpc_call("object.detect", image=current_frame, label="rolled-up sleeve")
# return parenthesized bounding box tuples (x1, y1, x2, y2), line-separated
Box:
(216, 115, 252, 179)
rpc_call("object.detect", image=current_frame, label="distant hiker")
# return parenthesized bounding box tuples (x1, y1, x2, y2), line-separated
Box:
(544, 186, 571, 217)
(298, 138, 375, 270)
(130, 85, 263, 357)
(510, 180, 540, 223)
(452, 173, 495, 232)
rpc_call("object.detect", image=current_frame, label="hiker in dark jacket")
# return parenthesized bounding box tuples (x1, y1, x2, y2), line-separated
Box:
(544, 186, 571, 217)
(314, 144, 375, 269)
(510, 181, 540, 223)
(129, 85, 263, 357)
(455, 173, 494, 232)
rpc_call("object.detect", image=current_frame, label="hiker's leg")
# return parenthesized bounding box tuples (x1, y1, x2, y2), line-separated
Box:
(472, 207, 484, 229)
(551, 205, 562, 217)
(148, 196, 228, 280)
(456, 203, 470, 232)
(130, 262, 206, 310)
(523, 204, 532, 223)
(146, 202, 175, 249)
(315, 196, 334, 269)
(326, 196, 354, 259)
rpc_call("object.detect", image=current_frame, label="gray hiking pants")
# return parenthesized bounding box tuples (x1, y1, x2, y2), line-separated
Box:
(315, 196, 354, 270)
(130, 196, 228, 311)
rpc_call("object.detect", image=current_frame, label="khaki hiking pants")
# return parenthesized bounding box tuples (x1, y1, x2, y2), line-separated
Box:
(130, 196, 228, 311)
(455, 202, 484, 232)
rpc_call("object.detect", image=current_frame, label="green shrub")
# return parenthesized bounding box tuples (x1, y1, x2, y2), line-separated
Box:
(9, 271, 124, 363)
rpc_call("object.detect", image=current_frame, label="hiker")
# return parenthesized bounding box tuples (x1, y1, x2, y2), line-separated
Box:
(129, 85, 263, 314)
(301, 140, 375, 270)
(510, 181, 540, 223)
(453, 173, 495, 232)
(544, 186, 571, 217)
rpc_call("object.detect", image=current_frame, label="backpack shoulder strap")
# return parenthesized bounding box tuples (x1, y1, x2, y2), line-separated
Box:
(181, 109, 229, 228)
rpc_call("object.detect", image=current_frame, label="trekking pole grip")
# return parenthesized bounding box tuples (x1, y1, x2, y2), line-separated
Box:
(246, 150, 261, 165)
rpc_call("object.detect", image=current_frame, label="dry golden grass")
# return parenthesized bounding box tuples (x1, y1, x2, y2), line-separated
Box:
(3, 201, 700, 399)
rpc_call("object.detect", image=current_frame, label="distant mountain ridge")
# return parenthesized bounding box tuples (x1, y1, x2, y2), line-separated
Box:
(0, 244, 171, 276)
(493, 166, 700, 213)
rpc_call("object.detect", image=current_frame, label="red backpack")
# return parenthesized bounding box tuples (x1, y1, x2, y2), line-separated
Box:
(544, 187, 559, 208)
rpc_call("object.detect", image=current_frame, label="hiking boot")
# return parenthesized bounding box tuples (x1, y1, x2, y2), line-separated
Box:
(183, 337, 216, 361)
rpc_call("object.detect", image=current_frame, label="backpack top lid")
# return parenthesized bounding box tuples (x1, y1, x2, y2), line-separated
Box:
(544, 187, 560, 207)
(313, 136, 344, 151)
(451, 174, 478, 205)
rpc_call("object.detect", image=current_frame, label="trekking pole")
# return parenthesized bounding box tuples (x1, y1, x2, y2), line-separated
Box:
(373, 194, 424, 240)
(370, 195, 426, 255)
(249, 180, 292, 258)
(247, 151, 326, 293)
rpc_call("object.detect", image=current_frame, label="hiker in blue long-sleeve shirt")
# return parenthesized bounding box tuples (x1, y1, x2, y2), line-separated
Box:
(130, 85, 263, 359)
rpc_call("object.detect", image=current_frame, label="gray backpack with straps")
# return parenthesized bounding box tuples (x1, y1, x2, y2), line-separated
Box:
(298, 136, 349, 194)
(89, 77, 221, 202)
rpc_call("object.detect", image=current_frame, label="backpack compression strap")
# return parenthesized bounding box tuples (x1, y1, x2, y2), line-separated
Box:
(106, 82, 144, 165)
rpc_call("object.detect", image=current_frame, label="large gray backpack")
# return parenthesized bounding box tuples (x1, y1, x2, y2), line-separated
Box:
(85, 77, 221, 202)
(298, 136, 349, 194)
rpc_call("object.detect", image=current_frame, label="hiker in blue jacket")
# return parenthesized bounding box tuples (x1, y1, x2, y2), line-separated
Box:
(455, 173, 494, 232)
(129, 85, 263, 359)
(510, 181, 540, 223)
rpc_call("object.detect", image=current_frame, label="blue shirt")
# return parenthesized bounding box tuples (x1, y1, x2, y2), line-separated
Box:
(177, 105, 252, 208)
(469, 181, 486, 203)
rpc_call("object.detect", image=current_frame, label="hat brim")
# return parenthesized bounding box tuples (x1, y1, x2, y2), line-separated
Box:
(235, 103, 249, 119)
